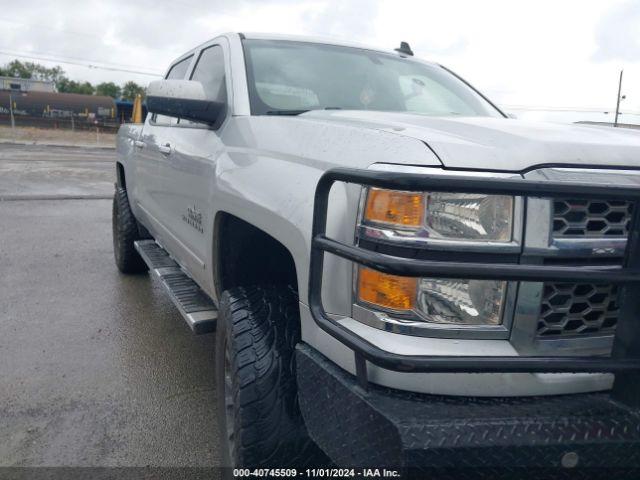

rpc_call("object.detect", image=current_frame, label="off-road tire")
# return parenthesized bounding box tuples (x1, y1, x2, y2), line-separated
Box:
(216, 286, 324, 468)
(112, 186, 148, 274)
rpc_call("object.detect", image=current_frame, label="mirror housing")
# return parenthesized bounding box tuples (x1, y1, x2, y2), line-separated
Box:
(146, 80, 226, 128)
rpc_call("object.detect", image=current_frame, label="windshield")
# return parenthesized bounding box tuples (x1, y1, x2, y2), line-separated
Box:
(242, 39, 503, 117)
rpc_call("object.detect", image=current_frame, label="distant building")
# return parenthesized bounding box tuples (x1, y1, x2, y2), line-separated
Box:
(0, 76, 55, 93)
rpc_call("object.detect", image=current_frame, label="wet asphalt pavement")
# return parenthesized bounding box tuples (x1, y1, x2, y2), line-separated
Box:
(0, 143, 219, 467)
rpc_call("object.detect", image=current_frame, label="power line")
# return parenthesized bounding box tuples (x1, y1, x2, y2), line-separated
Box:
(0, 49, 163, 77)
(0, 46, 162, 73)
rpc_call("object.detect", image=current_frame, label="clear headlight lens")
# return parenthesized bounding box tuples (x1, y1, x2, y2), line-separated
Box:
(363, 188, 514, 242)
(417, 278, 506, 325)
(426, 193, 513, 241)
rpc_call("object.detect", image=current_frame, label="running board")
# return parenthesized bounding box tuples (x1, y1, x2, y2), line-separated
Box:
(134, 240, 217, 334)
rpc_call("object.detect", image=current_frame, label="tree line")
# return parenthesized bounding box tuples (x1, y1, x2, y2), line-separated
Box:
(0, 59, 146, 101)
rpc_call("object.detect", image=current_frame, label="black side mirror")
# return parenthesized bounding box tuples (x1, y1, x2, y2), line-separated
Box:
(146, 80, 226, 129)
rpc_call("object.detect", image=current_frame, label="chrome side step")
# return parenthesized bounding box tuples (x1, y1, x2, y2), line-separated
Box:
(134, 240, 217, 334)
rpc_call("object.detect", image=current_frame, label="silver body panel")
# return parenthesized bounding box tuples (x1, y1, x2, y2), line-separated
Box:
(116, 32, 640, 396)
(300, 110, 640, 171)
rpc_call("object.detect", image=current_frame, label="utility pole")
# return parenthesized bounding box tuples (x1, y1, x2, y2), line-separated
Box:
(614, 69, 624, 127)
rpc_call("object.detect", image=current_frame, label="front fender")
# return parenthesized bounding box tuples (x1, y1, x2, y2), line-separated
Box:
(212, 152, 358, 316)
(214, 116, 441, 316)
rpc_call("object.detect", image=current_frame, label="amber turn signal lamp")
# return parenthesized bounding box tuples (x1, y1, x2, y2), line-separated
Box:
(358, 267, 417, 311)
(364, 188, 424, 228)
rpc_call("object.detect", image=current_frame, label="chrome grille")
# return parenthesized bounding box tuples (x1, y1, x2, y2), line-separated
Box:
(552, 199, 633, 238)
(537, 283, 619, 337)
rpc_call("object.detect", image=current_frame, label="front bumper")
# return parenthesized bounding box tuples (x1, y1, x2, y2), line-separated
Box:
(297, 343, 640, 475)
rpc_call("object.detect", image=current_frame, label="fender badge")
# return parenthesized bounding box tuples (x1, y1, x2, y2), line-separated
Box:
(183, 205, 203, 234)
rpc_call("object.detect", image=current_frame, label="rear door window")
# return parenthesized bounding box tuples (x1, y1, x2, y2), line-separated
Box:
(152, 55, 194, 125)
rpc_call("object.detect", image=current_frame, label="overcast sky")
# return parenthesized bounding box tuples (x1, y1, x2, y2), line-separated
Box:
(1, 0, 639, 120)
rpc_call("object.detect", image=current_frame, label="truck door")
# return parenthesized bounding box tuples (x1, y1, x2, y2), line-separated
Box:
(146, 42, 229, 291)
(133, 54, 194, 242)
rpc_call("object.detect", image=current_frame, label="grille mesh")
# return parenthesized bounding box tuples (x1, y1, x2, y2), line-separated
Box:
(552, 199, 633, 238)
(537, 283, 619, 337)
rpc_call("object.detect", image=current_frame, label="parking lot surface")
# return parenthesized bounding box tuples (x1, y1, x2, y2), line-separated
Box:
(0, 144, 219, 467)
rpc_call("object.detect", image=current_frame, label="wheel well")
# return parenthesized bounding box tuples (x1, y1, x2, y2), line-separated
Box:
(116, 162, 126, 189)
(216, 213, 298, 295)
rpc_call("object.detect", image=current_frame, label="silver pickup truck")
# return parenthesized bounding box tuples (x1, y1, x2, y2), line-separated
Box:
(113, 32, 640, 474)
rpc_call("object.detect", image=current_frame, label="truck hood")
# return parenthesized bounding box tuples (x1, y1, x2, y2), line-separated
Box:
(302, 110, 640, 172)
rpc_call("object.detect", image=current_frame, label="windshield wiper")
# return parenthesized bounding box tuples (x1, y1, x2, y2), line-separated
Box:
(266, 109, 310, 115)
(265, 107, 343, 116)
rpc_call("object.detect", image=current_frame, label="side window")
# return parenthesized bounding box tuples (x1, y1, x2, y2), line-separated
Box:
(176, 45, 227, 127)
(152, 55, 193, 125)
(166, 55, 193, 80)
(190, 45, 227, 103)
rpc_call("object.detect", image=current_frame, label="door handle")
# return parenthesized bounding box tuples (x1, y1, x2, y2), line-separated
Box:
(159, 143, 172, 155)
(133, 140, 145, 149)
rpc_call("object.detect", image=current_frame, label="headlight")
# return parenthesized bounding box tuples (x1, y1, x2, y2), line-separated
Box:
(357, 187, 515, 327)
(357, 267, 506, 325)
(363, 188, 514, 242)
(425, 192, 513, 241)
(417, 278, 506, 325)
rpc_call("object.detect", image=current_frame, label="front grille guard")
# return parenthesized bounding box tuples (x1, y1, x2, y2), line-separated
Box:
(308, 167, 640, 405)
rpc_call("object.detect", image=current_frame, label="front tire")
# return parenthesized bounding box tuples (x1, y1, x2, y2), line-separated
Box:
(112, 186, 148, 274)
(215, 286, 322, 467)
